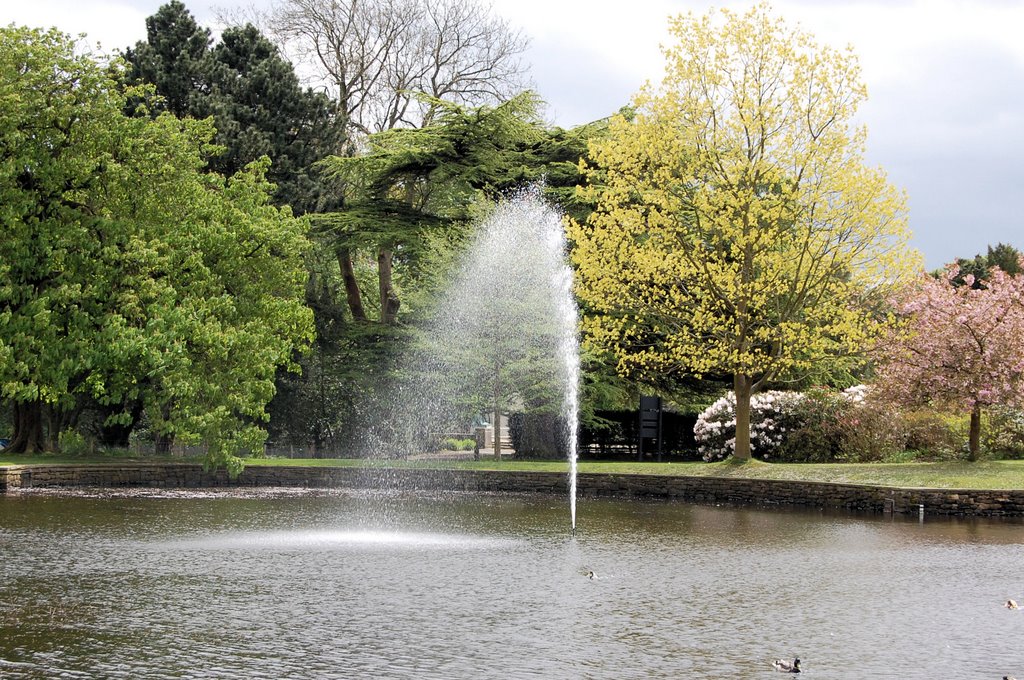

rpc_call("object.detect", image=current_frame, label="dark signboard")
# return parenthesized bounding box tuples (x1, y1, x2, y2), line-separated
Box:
(638, 395, 663, 461)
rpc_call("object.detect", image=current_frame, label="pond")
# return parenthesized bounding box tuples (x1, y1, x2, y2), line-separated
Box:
(1, 488, 1022, 679)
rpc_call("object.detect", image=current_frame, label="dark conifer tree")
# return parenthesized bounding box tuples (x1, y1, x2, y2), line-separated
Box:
(124, 3, 344, 213)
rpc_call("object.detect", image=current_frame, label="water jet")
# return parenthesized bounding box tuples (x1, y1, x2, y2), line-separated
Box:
(356, 187, 581, 531)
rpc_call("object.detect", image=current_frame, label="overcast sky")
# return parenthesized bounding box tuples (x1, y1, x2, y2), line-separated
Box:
(4, 0, 1023, 269)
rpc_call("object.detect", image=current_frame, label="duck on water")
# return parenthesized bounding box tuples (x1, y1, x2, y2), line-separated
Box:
(772, 658, 800, 673)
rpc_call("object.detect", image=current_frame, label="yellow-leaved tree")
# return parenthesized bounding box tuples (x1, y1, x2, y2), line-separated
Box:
(568, 4, 918, 460)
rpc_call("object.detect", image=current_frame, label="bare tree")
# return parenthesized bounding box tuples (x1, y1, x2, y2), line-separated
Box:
(268, 0, 529, 139)
(407, 0, 529, 125)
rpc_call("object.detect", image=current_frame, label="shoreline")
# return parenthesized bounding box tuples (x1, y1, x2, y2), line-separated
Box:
(4, 462, 1024, 517)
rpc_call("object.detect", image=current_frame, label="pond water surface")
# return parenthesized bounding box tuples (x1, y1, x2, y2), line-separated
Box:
(1, 489, 1022, 679)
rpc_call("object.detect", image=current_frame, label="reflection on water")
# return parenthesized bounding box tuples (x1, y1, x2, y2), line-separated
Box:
(1, 489, 1023, 679)
(159, 529, 510, 551)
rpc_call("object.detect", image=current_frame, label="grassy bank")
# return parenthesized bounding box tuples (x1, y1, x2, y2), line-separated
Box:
(3, 453, 1024, 489)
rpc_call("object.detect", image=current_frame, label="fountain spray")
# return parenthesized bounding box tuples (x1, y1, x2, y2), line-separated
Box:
(357, 186, 581, 533)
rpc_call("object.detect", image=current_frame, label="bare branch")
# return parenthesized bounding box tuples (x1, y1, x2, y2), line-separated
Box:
(263, 0, 529, 147)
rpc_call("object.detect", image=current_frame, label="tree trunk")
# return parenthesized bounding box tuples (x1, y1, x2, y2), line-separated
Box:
(97, 400, 144, 448)
(733, 373, 753, 461)
(378, 248, 400, 324)
(44, 403, 83, 452)
(43, 404, 60, 452)
(968, 402, 982, 461)
(9, 400, 47, 454)
(154, 434, 172, 455)
(337, 247, 367, 322)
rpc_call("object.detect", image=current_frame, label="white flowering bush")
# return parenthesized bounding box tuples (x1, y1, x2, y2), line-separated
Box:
(694, 390, 805, 461)
(842, 384, 869, 404)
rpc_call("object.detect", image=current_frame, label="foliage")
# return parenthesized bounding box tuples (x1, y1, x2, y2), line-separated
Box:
(387, 192, 576, 459)
(0, 26, 314, 467)
(267, 101, 609, 452)
(122, 0, 209, 117)
(259, 0, 536, 441)
(776, 387, 848, 463)
(694, 391, 804, 462)
(694, 385, 929, 463)
(125, 2, 344, 213)
(777, 385, 907, 463)
(873, 262, 1024, 459)
(901, 410, 960, 459)
(316, 93, 548, 324)
(267, 318, 410, 456)
(947, 242, 1022, 288)
(834, 396, 905, 462)
(57, 430, 92, 457)
(982, 406, 1024, 459)
(321, 93, 546, 214)
(442, 438, 476, 451)
(531, 116, 612, 225)
(568, 4, 916, 461)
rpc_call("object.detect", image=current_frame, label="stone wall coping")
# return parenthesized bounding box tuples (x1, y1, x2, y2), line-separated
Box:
(2, 463, 1023, 516)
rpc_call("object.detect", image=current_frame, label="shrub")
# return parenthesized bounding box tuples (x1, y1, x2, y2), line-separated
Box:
(694, 390, 804, 461)
(442, 438, 477, 451)
(779, 385, 908, 463)
(777, 387, 848, 463)
(835, 396, 905, 462)
(693, 385, 978, 463)
(58, 429, 93, 456)
(901, 410, 959, 459)
(983, 406, 1024, 459)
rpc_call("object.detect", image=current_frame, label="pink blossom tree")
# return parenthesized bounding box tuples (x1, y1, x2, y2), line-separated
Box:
(874, 261, 1024, 460)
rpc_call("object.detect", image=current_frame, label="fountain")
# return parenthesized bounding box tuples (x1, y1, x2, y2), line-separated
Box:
(5, 192, 1023, 680)
(355, 187, 581, 531)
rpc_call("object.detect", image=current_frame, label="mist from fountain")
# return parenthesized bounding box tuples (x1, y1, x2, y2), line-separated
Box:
(355, 187, 581, 532)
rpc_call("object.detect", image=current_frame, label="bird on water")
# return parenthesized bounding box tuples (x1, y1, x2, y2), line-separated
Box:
(772, 658, 801, 673)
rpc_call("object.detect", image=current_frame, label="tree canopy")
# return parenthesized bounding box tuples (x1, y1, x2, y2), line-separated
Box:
(568, 4, 917, 460)
(259, 0, 532, 342)
(316, 92, 601, 325)
(0, 25, 314, 469)
(125, 1, 344, 214)
(266, 95, 608, 454)
(874, 262, 1024, 460)
(947, 242, 1023, 288)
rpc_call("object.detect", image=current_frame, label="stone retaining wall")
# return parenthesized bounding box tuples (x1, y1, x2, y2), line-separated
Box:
(2, 463, 1024, 516)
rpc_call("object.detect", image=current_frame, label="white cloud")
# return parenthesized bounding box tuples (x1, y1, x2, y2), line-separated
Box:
(2, 1, 150, 53)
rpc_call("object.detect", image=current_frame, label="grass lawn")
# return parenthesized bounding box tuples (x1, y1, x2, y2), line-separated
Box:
(4, 452, 1024, 489)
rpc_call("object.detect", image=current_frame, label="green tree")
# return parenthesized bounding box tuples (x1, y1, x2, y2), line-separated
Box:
(316, 93, 612, 324)
(122, 0, 210, 118)
(264, 95, 546, 454)
(317, 92, 547, 324)
(567, 5, 916, 461)
(265, 0, 529, 327)
(949, 242, 1023, 289)
(265, 97, 609, 453)
(875, 265, 1024, 460)
(0, 26, 313, 469)
(125, 3, 344, 213)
